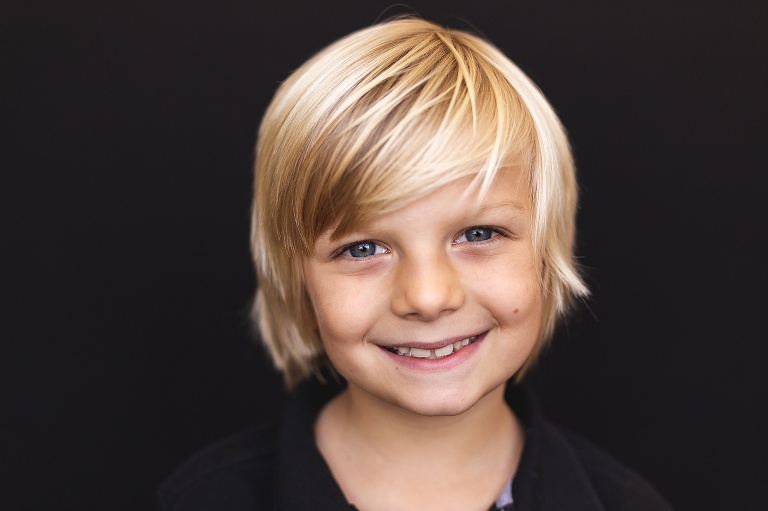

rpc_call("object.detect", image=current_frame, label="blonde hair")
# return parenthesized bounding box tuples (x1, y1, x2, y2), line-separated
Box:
(251, 18, 588, 388)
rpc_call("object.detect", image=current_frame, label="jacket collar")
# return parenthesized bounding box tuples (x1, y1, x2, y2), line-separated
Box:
(506, 384, 606, 511)
(275, 378, 349, 510)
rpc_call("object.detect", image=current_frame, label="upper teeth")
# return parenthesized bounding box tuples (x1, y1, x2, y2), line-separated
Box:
(388, 336, 477, 359)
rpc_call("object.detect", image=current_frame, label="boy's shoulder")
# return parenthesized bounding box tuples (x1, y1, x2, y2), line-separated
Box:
(503, 383, 671, 511)
(156, 421, 280, 511)
(529, 420, 672, 511)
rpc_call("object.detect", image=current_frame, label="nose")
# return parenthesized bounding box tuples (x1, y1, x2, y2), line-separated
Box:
(390, 253, 465, 321)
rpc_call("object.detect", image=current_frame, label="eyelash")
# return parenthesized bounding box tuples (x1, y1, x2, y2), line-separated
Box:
(336, 241, 389, 259)
(453, 226, 505, 245)
(334, 226, 507, 260)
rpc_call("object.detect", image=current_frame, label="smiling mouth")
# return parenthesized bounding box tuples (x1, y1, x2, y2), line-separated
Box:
(384, 335, 479, 359)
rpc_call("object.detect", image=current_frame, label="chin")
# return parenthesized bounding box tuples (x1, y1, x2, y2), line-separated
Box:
(411, 403, 475, 417)
(390, 387, 489, 417)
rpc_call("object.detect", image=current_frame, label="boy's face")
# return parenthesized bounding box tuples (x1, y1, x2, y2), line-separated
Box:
(303, 168, 541, 417)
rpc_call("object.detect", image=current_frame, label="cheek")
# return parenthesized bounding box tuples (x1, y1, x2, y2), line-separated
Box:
(475, 266, 542, 326)
(306, 275, 383, 347)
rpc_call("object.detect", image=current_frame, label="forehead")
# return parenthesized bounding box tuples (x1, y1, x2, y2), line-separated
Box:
(324, 167, 531, 241)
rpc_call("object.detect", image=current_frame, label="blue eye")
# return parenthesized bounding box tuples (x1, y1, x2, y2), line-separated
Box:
(345, 241, 384, 258)
(458, 227, 495, 243)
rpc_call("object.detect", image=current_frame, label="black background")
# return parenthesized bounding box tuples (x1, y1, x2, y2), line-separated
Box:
(2, 1, 767, 510)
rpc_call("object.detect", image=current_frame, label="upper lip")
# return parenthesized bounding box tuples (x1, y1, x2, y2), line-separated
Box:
(376, 332, 484, 350)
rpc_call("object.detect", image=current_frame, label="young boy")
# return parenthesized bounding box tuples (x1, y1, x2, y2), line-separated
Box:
(158, 18, 671, 511)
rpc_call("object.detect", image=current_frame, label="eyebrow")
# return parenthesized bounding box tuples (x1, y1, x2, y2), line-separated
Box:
(472, 200, 527, 214)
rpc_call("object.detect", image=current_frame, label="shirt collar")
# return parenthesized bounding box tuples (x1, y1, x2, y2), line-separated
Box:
(275, 377, 350, 511)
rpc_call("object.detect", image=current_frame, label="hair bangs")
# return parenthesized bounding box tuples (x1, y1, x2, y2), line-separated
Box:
(296, 33, 537, 243)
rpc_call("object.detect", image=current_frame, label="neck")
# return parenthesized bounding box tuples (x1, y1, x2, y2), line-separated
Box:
(314, 381, 524, 511)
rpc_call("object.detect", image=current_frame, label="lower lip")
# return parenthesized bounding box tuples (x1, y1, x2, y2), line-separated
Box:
(379, 332, 487, 371)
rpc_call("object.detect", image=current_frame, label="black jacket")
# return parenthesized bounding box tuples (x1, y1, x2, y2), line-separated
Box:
(157, 380, 671, 511)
